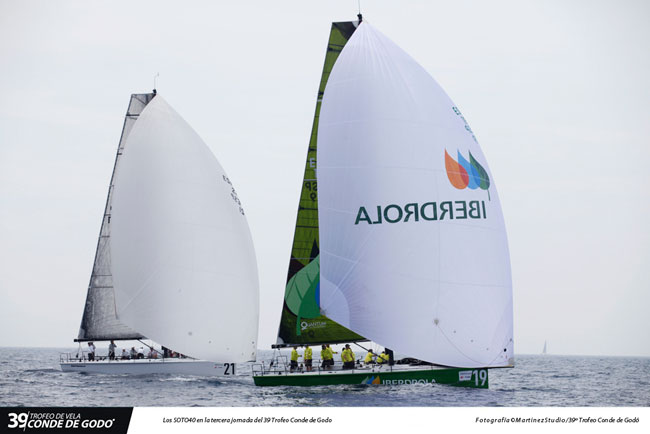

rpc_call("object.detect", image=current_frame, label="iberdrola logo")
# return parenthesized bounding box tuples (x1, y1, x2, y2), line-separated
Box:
(445, 149, 490, 197)
(362, 375, 381, 385)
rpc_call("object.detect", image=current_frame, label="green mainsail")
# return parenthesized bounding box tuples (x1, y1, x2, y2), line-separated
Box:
(277, 21, 364, 346)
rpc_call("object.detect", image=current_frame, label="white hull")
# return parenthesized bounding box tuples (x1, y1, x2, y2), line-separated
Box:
(60, 358, 236, 376)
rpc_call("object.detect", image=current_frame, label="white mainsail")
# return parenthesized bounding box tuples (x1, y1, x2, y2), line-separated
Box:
(317, 23, 513, 368)
(77, 94, 152, 342)
(110, 95, 259, 363)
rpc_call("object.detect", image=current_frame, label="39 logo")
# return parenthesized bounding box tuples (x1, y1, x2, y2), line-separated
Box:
(6, 411, 116, 430)
(7, 412, 28, 429)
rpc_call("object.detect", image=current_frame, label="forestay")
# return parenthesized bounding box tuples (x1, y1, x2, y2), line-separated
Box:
(110, 95, 259, 363)
(317, 23, 513, 368)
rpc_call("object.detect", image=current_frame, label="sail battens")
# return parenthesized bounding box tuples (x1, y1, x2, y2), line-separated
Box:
(74, 336, 143, 343)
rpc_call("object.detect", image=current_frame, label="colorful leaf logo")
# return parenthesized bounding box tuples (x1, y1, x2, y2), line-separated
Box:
(363, 376, 381, 385)
(444, 150, 468, 189)
(445, 149, 490, 192)
(469, 151, 490, 190)
(284, 256, 321, 336)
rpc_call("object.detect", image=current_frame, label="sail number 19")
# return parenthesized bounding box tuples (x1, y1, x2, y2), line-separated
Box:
(472, 369, 487, 386)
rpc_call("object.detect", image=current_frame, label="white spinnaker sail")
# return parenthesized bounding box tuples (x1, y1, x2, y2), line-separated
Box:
(110, 95, 259, 363)
(317, 23, 513, 368)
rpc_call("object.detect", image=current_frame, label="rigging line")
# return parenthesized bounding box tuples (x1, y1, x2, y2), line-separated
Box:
(137, 339, 164, 357)
(353, 342, 372, 354)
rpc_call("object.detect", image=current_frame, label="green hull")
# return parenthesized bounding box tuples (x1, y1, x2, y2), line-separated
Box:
(253, 367, 489, 388)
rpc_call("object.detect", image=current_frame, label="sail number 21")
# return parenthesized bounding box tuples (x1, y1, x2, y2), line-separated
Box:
(223, 363, 235, 375)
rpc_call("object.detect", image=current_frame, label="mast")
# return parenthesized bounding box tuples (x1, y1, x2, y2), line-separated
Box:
(275, 19, 365, 348)
(76, 93, 155, 342)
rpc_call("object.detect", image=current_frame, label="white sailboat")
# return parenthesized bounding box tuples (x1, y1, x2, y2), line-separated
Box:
(61, 92, 259, 375)
(254, 18, 513, 388)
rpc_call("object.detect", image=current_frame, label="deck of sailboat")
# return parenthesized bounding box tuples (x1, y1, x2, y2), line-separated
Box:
(59, 354, 232, 376)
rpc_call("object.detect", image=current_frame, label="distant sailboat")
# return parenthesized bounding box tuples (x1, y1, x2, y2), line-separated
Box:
(61, 92, 259, 375)
(542, 341, 548, 355)
(253, 18, 513, 389)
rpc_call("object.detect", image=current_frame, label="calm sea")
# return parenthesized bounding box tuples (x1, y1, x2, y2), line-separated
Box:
(1, 348, 648, 407)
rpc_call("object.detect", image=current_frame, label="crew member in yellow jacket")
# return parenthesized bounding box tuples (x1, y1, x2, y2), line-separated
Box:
(341, 344, 355, 370)
(364, 350, 376, 365)
(377, 350, 389, 364)
(304, 346, 313, 371)
(320, 345, 333, 370)
(290, 346, 301, 372)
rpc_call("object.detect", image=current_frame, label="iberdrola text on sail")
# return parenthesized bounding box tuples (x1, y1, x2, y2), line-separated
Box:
(354, 200, 488, 225)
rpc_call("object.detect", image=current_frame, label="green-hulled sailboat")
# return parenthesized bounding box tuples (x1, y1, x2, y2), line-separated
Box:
(253, 17, 514, 389)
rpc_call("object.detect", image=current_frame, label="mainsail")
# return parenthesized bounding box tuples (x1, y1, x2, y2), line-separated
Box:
(317, 23, 514, 368)
(77, 94, 154, 342)
(109, 95, 259, 363)
(276, 21, 365, 347)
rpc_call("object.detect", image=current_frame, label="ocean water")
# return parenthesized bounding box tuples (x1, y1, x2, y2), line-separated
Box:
(1, 348, 649, 407)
